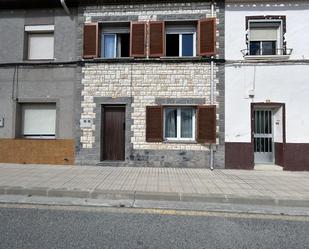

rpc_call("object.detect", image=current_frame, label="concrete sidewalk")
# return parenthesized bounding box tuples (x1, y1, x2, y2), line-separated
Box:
(0, 163, 309, 208)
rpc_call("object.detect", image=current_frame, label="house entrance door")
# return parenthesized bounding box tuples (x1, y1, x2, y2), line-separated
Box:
(102, 106, 125, 161)
(254, 109, 274, 164)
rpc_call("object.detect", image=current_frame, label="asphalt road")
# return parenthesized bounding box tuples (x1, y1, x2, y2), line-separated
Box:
(0, 204, 309, 249)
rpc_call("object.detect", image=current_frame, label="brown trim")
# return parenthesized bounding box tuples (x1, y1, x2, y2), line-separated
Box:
(275, 143, 284, 166)
(198, 18, 216, 57)
(146, 106, 163, 142)
(83, 23, 99, 58)
(196, 105, 216, 143)
(148, 21, 165, 57)
(284, 143, 309, 171)
(225, 142, 254, 170)
(130, 21, 147, 58)
(0, 139, 74, 165)
(251, 102, 286, 167)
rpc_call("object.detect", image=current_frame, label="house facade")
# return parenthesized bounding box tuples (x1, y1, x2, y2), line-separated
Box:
(0, 1, 78, 164)
(75, 0, 225, 168)
(225, 0, 309, 170)
(1, 0, 308, 170)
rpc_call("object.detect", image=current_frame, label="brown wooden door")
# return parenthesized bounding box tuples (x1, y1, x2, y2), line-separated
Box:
(102, 106, 125, 161)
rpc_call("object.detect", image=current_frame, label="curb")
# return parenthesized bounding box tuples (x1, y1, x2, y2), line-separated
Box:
(1, 185, 309, 208)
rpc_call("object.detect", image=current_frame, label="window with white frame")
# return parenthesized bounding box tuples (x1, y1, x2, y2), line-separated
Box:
(248, 20, 282, 56)
(25, 25, 54, 60)
(164, 107, 195, 141)
(165, 23, 196, 57)
(101, 23, 130, 58)
(21, 103, 56, 139)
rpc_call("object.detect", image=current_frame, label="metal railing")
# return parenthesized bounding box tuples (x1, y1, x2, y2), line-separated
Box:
(241, 48, 293, 57)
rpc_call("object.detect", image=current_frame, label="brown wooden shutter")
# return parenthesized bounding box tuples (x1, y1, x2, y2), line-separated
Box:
(149, 21, 165, 57)
(130, 22, 146, 57)
(83, 23, 99, 58)
(198, 18, 216, 56)
(197, 105, 216, 143)
(146, 106, 163, 142)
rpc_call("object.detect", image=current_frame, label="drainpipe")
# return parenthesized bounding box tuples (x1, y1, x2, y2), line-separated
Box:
(210, 0, 215, 170)
(60, 0, 71, 15)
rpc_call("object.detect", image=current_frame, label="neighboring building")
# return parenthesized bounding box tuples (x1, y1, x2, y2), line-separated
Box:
(225, 0, 309, 170)
(0, 1, 78, 164)
(76, 0, 225, 168)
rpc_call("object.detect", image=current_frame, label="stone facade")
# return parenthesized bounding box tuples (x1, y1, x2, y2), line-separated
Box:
(75, 1, 225, 168)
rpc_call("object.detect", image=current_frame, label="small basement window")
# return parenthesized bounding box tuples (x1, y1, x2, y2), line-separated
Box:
(101, 23, 130, 58)
(165, 22, 196, 57)
(21, 103, 56, 139)
(164, 107, 195, 141)
(25, 25, 54, 60)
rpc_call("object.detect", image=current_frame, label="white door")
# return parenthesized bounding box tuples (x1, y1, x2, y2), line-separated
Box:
(254, 109, 274, 164)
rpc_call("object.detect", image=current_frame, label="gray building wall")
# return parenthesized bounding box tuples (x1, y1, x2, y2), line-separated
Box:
(0, 8, 78, 140)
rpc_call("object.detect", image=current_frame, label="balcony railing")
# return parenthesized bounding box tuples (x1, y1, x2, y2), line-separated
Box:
(241, 48, 293, 58)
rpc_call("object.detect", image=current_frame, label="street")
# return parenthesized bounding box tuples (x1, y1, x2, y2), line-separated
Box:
(0, 204, 308, 249)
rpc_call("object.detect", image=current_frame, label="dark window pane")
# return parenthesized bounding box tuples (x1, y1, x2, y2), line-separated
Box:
(182, 34, 193, 56)
(165, 108, 177, 138)
(166, 34, 179, 56)
(262, 41, 276, 55)
(249, 41, 261, 55)
(119, 33, 130, 57)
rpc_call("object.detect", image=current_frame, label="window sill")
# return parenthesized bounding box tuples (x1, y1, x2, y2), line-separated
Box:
(18, 137, 56, 140)
(163, 140, 197, 144)
(244, 55, 290, 60)
(86, 56, 220, 63)
(24, 59, 55, 63)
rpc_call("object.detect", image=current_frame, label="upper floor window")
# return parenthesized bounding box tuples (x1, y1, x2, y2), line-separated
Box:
(25, 25, 54, 60)
(249, 21, 281, 56)
(101, 23, 130, 58)
(242, 16, 292, 58)
(165, 23, 196, 57)
(83, 18, 216, 59)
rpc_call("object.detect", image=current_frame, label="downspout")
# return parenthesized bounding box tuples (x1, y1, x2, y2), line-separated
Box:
(60, 0, 71, 15)
(210, 0, 215, 170)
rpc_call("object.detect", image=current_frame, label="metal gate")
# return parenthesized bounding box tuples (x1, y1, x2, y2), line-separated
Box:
(254, 109, 274, 164)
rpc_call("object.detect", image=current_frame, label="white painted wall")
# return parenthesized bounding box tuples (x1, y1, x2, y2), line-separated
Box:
(225, 1, 309, 60)
(225, 1, 309, 144)
(225, 64, 309, 143)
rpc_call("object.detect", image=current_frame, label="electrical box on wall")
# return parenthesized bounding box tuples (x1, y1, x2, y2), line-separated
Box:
(0, 117, 4, 127)
(80, 118, 93, 128)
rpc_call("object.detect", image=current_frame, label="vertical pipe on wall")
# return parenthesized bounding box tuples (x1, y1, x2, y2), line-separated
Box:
(210, 0, 215, 170)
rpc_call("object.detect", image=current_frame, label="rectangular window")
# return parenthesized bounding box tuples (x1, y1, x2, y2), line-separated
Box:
(164, 107, 195, 141)
(101, 24, 130, 58)
(21, 103, 56, 139)
(248, 21, 281, 56)
(165, 23, 196, 57)
(25, 25, 54, 60)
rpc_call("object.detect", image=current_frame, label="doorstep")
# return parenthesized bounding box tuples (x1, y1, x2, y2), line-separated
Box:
(254, 164, 283, 171)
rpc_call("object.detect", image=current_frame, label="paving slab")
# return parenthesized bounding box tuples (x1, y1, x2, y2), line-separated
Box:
(0, 163, 309, 209)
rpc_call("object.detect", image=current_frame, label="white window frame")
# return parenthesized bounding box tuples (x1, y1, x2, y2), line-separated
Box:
(165, 31, 196, 57)
(248, 20, 283, 56)
(25, 25, 55, 60)
(163, 107, 196, 141)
